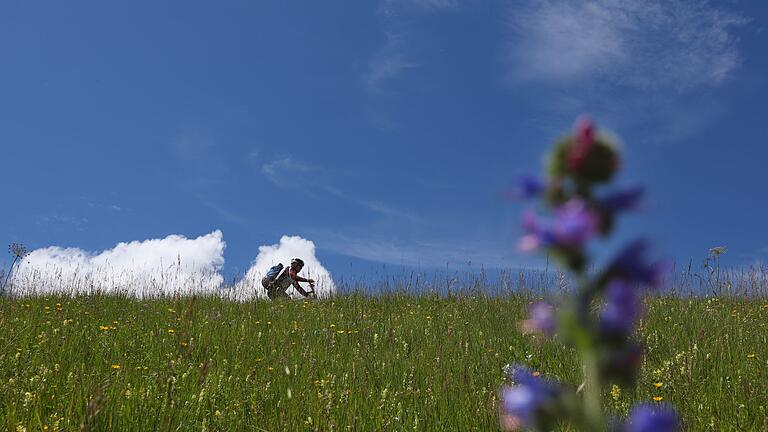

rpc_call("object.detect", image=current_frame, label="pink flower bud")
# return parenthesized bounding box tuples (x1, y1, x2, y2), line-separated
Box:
(574, 116, 595, 146)
(568, 116, 596, 172)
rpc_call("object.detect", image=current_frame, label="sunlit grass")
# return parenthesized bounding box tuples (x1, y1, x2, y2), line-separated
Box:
(0, 293, 766, 431)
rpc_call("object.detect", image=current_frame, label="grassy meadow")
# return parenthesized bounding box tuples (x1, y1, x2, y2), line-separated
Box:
(0, 291, 766, 431)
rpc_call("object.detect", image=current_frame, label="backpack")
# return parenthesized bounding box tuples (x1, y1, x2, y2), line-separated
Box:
(264, 263, 284, 283)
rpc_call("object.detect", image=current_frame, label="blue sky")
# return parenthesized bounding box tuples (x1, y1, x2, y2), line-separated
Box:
(1, 0, 766, 276)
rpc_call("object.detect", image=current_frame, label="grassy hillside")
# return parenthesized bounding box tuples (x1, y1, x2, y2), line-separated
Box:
(0, 293, 766, 431)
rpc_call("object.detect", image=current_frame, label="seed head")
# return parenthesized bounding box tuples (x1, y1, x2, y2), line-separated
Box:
(9, 243, 27, 259)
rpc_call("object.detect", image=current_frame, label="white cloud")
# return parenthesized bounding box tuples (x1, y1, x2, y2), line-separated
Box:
(234, 235, 336, 300)
(8, 232, 337, 300)
(10, 231, 226, 297)
(506, 0, 748, 90)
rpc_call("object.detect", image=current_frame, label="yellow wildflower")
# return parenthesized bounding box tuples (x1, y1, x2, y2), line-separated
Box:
(610, 385, 621, 400)
(653, 382, 663, 388)
(653, 396, 663, 401)
(111, 365, 121, 370)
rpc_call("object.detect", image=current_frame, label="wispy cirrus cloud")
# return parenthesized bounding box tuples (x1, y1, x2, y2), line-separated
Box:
(505, 0, 748, 90)
(365, 29, 421, 93)
(173, 130, 235, 191)
(36, 214, 89, 232)
(379, 0, 460, 12)
(308, 228, 533, 269)
(261, 157, 422, 224)
(365, 0, 461, 93)
(322, 185, 424, 224)
(261, 157, 315, 190)
(503, 1, 750, 144)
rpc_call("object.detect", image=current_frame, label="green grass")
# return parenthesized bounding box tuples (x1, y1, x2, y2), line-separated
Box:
(0, 293, 766, 431)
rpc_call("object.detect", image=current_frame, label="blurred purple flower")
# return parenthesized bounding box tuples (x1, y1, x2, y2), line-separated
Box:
(519, 200, 598, 252)
(519, 210, 553, 252)
(500, 364, 560, 427)
(552, 200, 599, 247)
(610, 240, 668, 288)
(510, 175, 546, 200)
(598, 187, 644, 212)
(599, 280, 642, 335)
(626, 403, 679, 432)
(521, 302, 556, 335)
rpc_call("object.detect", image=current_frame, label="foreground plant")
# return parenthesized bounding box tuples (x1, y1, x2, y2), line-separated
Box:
(500, 118, 678, 431)
(1, 242, 27, 294)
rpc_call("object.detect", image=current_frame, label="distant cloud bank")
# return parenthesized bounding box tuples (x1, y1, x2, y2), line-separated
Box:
(8, 231, 335, 299)
(10, 231, 226, 296)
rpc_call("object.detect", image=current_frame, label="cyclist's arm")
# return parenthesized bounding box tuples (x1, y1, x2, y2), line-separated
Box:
(291, 279, 311, 297)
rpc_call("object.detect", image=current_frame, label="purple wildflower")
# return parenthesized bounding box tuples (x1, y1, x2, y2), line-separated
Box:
(519, 210, 554, 252)
(598, 187, 644, 212)
(511, 175, 546, 200)
(599, 280, 642, 335)
(519, 200, 598, 252)
(500, 365, 561, 427)
(551, 199, 598, 248)
(521, 302, 556, 335)
(610, 240, 667, 288)
(626, 403, 679, 432)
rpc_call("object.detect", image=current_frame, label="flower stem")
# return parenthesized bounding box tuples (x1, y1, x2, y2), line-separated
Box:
(583, 351, 603, 431)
